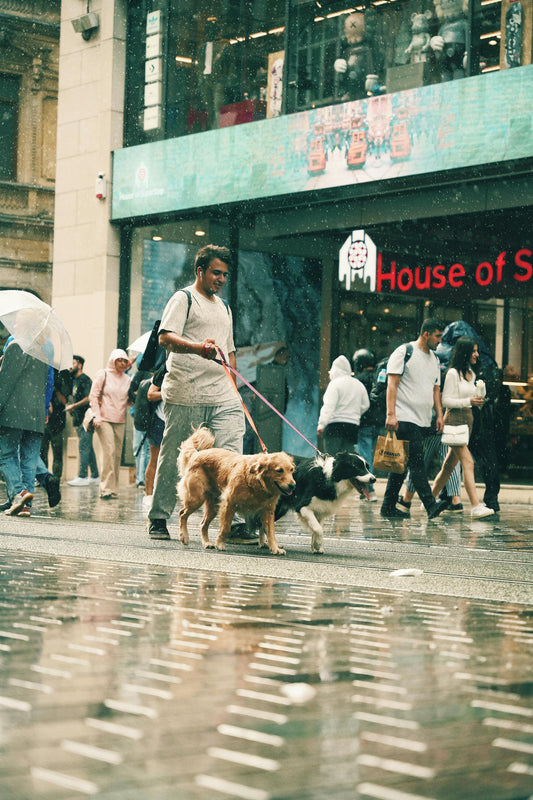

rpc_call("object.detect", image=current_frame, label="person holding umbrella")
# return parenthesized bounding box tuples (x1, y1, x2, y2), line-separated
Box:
(0, 310, 50, 516)
(0, 290, 73, 515)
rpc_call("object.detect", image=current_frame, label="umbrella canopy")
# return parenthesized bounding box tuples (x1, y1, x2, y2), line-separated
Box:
(0, 290, 73, 371)
(127, 330, 151, 355)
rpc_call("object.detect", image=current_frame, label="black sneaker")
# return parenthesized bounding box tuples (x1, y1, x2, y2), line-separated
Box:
(148, 519, 170, 540)
(228, 522, 259, 544)
(449, 503, 463, 512)
(381, 505, 410, 519)
(45, 475, 61, 508)
(398, 496, 411, 511)
(427, 498, 451, 519)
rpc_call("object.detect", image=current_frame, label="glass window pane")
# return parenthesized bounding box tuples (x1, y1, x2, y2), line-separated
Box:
(0, 74, 19, 180)
(0, 100, 16, 179)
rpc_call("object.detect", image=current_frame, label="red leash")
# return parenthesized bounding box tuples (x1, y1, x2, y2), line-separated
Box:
(214, 345, 320, 455)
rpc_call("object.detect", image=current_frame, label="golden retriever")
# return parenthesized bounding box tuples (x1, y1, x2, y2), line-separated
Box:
(177, 427, 295, 555)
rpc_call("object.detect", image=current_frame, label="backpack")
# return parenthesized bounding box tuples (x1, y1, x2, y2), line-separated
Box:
(133, 378, 155, 432)
(138, 290, 230, 371)
(368, 343, 414, 426)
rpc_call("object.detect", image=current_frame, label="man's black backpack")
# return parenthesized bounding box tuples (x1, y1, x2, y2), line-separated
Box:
(369, 343, 414, 426)
(133, 379, 155, 432)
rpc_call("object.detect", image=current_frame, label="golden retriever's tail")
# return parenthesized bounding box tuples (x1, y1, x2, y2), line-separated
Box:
(178, 426, 215, 475)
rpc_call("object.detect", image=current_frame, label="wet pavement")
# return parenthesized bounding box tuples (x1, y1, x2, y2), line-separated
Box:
(0, 481, 532, 799)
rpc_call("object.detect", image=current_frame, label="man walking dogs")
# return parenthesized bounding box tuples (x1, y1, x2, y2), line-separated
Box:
(147, 244, 252, 541)
(381, 318, 450, 520)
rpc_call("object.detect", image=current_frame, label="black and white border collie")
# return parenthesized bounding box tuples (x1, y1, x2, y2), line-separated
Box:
(275, 451, 376, 554)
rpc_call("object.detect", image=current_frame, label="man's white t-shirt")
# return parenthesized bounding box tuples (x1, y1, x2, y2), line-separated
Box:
(387, 342, 440, 427)
(159, 286, 237, 406)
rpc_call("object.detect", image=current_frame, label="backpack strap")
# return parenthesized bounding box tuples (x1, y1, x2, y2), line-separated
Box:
(403, 343, 413, 370)
(180, 289, 193, 320)
(180, 289, 229, 320)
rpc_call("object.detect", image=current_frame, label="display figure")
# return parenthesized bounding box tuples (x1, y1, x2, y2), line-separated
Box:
(334, 11, 380, 101)
(430, 0, 469, 81)
(197, 17, 235, 129)
(405, 11, 433, 63)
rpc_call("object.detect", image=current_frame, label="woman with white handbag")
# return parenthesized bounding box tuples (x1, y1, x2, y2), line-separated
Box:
(431, 336, 495, 519)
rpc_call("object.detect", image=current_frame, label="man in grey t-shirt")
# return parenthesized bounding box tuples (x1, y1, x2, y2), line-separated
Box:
(381, 318, 450, 520)
(147, 244, 252, 542)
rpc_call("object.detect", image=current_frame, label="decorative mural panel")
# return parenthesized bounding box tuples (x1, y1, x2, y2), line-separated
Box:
(113, 66, 533, 220)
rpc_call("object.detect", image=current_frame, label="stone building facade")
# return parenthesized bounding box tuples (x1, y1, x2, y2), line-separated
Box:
(0, 0, 60, 306)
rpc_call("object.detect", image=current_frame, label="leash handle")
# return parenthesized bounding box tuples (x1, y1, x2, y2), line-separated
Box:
(214, 345, 320, 455)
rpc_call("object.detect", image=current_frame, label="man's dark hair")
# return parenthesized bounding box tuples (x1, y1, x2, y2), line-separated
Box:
(420, 317, 444, 336)
(73, 355, 85, 366)
(194, 244, 232, 274)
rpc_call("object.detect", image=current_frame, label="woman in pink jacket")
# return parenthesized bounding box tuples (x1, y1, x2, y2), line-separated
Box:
(89, 349, 132, 499)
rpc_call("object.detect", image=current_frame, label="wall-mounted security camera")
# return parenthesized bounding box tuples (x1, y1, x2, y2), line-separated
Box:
(95, 172, 106, 200)
(71, 12, 100, 41)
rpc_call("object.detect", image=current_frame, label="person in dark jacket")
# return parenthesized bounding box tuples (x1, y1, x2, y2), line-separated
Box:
(436, 320, 510, 511)
(352, 348, 380, 501)
(40, 368, 72, 479)
(66, 355, 99, 486)
(0, 340, 49, 516)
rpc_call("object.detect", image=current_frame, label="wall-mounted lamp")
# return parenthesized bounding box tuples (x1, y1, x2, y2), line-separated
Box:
(72, 12, 100, 41)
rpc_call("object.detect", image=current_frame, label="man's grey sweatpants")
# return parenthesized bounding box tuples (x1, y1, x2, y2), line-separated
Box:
(148, 402, 245, 521)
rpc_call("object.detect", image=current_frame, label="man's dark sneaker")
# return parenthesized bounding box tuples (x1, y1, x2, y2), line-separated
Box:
(381, 505, 410, 519)
(449, 503, 463, 512)
(45, 475, 61, 508)
(427, 498, 451, 519)
(228, 522, 259, 544)
(398, 496, 411, 511)
(148, 519, 170, 540)
(0, 500, 10, 512)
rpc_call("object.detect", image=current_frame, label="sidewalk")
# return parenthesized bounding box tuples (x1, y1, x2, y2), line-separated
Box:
(0, 489, 532, 800)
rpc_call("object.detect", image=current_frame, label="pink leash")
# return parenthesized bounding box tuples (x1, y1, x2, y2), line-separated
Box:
(213, 345, 321, 455)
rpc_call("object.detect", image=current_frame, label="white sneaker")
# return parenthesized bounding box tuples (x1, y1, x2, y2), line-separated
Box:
(4, 490, 34, 515)
(68, 477, 91, 486)
(88, 477, 100, 484)
(471, 503, 495, 519)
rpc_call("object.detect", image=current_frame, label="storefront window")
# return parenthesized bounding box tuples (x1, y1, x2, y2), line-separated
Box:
(503, 296, 533, 480)
(127, 221, 322, 455)
(124, 0, 531, 144)
(124, 0, 285, 145)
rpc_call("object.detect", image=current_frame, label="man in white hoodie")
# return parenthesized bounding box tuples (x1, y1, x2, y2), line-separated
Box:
(317, 355, 369, 455)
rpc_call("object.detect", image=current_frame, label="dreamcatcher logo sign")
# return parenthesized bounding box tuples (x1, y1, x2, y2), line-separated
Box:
(339, 230, 377, 291)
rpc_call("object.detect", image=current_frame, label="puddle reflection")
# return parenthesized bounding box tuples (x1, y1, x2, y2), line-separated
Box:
(0, 553, 531, 798)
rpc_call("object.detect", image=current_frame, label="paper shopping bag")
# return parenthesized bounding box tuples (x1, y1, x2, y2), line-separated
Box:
(373, 431, 409, 474)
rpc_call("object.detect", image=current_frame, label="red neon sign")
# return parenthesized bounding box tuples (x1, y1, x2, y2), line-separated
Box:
(376, 249, 533, 292)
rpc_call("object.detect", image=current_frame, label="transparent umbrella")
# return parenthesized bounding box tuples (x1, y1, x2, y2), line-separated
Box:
(0, 290, 73, 370)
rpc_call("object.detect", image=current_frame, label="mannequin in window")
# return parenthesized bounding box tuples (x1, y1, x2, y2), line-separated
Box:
(198, 17, 235, 129)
